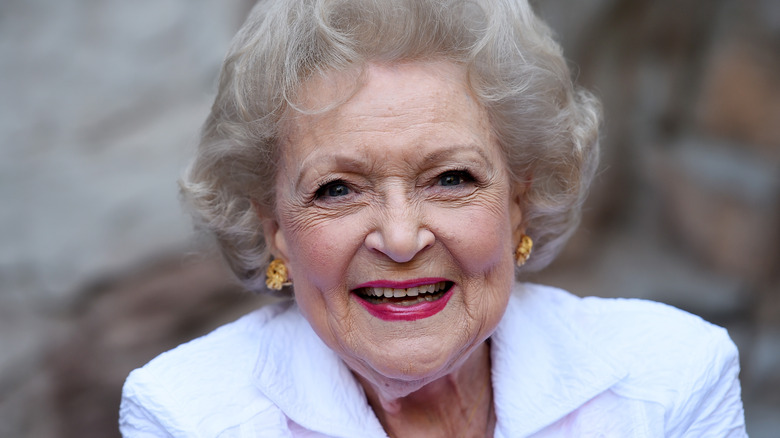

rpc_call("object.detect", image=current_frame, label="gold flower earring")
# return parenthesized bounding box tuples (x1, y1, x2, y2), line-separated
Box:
(265, 259, 292, 290)
(515, 234, 533, 267)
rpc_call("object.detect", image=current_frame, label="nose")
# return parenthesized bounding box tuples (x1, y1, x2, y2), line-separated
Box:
(364, 195, 434, 263)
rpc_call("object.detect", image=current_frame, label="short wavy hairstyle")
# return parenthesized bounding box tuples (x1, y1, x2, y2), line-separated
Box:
(181, 0, 601, 293)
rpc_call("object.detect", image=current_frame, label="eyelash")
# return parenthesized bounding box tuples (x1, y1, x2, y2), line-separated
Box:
(437, 169, 476, 187)
(314, 179, 351, 200)
(312, 168, 478, 201)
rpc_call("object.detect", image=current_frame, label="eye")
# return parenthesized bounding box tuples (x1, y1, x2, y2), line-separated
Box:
(438, 170, 473, 187)
(315, 180, 351, 198)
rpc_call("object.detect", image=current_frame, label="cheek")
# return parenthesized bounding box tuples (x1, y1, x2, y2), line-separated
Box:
(439, 205, 513, 273)
(284, 224, 350, 325)
(283, 217, 361, 290)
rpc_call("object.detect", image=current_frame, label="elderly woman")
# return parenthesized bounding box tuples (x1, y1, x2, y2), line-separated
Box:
(120, 0, 747, 436)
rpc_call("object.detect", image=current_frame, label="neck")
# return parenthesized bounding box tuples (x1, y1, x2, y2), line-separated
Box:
(356, 341, 494, 438)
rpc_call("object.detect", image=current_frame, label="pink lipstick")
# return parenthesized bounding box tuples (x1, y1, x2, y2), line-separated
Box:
(352, 278, 453, 321)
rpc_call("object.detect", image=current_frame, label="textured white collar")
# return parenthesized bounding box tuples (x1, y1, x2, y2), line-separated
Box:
(251, 284, 627, 437)
(490, 284, 628, 437)
(251, 301, 385, 437)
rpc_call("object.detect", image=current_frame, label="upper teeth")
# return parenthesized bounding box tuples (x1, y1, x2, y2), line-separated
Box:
(362, 281, 448, 298)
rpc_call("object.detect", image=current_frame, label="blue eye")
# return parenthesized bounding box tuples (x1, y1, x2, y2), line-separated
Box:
(316, 181, 350, 198)
(439, 171, 472, 187)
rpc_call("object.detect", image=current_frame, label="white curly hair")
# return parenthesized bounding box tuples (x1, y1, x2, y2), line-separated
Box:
(181, 0, 601, 293)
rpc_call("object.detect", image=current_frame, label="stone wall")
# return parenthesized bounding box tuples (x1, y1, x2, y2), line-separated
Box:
(1, 0, 777, 436)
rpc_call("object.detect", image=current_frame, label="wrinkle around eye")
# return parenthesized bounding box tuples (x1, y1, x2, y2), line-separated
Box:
(309, 191, 370, 216)
(426, 188, 480, 207)
(279, 197, 368, 235)
(425, 174, 503, 207)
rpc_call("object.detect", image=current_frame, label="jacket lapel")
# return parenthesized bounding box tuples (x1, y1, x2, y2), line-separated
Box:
(251, 303, 387, 438)
(491, 284, 628, 437)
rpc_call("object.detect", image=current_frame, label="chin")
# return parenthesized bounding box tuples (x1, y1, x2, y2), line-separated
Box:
(358, 342, 471, 387)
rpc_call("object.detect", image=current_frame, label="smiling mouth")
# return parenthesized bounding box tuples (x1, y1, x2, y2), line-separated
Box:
(353, 281, 453, 306)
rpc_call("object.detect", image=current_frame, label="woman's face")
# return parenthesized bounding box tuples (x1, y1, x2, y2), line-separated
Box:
(267, 61, 523, 394)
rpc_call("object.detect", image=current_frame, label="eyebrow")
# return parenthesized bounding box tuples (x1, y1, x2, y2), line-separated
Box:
(294, 143, 496, 190)
(419, 144, 494, 170)
(294, 154, 367, 190)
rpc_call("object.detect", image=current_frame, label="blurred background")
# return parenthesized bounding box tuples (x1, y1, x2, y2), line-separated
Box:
(0, 0, 778, 436)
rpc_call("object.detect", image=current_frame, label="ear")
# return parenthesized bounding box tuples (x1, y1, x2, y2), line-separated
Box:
(260, 218, 289, 258)
(509, 179, 529, 244)
(253, 199, 292, 264)
(259, 215, 295, 283)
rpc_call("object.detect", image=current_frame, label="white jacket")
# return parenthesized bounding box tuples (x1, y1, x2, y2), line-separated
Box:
(120, 283, 747, 437)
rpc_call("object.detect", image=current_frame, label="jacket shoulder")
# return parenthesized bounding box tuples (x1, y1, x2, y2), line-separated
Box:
(119, 300, 295, 436)
(527, 284, 745, 435)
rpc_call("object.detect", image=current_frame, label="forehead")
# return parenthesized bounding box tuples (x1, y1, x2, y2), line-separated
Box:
(280, 61, 497, 169)
(296, 60, 478, 111)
